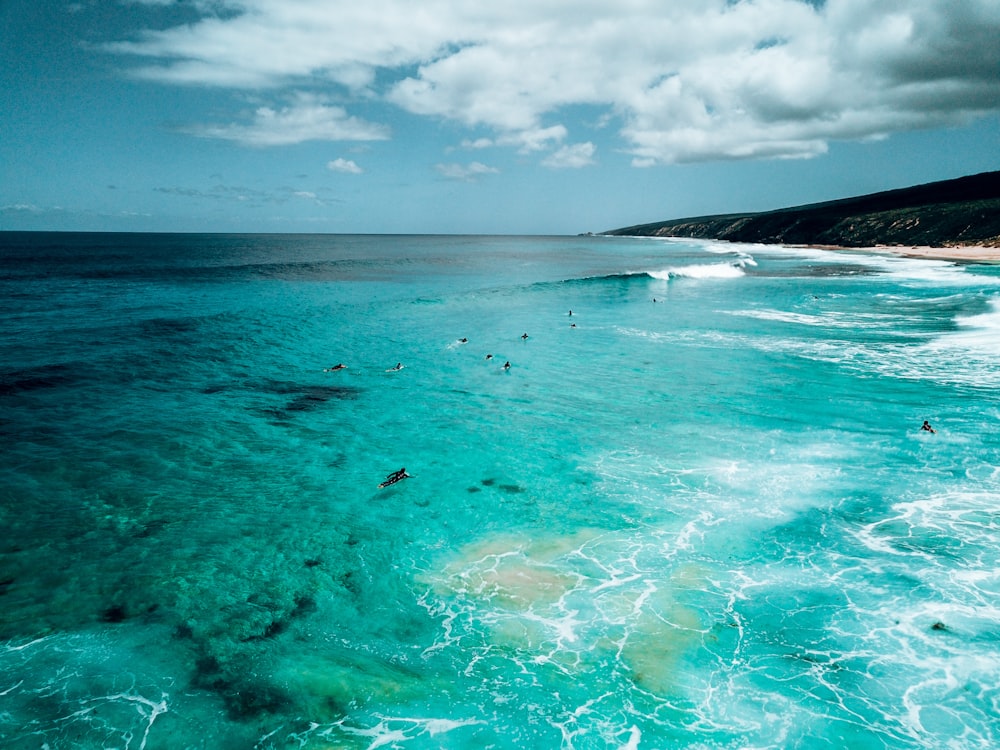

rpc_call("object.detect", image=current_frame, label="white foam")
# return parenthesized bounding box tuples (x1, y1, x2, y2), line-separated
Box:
(932, 297, 1000, 357)
(729, 308, 899, 330)
(648, 262, 746, 280)
(318, 716, 484, 748)
(618, 725, 642, 749)
(752, 244, 1000, 287)
(725, 316, 1000, 389)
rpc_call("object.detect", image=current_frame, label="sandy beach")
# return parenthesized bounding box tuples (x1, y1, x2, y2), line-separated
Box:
(811, 243, 1000, 263)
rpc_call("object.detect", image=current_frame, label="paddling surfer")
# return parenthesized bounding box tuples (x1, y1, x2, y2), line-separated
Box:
(379, 467, 410, 488)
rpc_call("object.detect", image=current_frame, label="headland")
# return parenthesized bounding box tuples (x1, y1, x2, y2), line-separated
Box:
(603, 170, 1000, 262)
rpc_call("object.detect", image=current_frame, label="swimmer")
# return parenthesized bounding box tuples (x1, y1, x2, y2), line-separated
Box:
(378, 467, 410, 488)
(459, 337, 468, 343)
(921, 420, 935, 434)
(521, 333, 529, 340)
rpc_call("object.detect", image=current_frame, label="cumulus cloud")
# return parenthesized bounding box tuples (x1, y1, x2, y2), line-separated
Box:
(327, 158, 363, 174)
(542, 142, 596, 169)
(185, 93, 390, 145)
(435, 161, 500, 181)
(461, 126, 568, 154)
(107, 0, 1000, 163)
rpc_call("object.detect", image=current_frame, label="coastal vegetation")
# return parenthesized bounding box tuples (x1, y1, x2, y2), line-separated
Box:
(605, 170, 1000, 248)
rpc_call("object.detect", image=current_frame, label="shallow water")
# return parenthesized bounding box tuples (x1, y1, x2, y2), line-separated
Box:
(2, 232, 999, 749)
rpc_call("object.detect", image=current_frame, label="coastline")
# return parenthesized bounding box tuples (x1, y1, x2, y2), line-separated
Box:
(805, 243, 1000, 263)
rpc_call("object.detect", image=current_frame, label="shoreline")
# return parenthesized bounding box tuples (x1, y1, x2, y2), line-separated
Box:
(802, 243, 1000, 263)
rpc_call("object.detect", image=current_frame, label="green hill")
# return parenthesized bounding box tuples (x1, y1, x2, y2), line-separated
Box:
(603, 171, 1000, 247)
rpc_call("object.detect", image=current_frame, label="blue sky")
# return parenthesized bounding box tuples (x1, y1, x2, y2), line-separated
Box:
(3, 0, 999, 235)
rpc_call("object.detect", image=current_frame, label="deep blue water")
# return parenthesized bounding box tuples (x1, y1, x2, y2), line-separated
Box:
(2, 232, 1000, 749)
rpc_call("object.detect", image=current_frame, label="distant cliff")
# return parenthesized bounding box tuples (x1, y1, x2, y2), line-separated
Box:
(603, 171, 1000, 247)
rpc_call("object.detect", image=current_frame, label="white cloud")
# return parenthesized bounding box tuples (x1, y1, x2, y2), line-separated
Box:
(542, 142, 596, 169)
(108, 0, 1000, 163)
(327, 158, 363, 174)
(499, 126, 568, 154)
(461, 137, 496, 150)
(186, 93, 390, 145)
(435, 161, 500, 181)
(462, 127, 568, 153)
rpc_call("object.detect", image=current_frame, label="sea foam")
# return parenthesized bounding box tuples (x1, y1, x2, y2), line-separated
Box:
(648, 261, 746, 280)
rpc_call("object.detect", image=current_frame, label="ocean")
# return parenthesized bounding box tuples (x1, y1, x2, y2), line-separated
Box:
(1, 232, 999, 749)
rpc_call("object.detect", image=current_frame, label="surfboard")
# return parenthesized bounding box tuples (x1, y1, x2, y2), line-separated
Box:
(378, 473, 408, 489)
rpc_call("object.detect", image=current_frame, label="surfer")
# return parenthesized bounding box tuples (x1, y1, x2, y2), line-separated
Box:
(459, 337, 468, 344)
(485, 353, 493, 360)
(387, 362, 404, 372)
(324, 363, 346, 372)
(503, 361, 511, 370)
(921, 420, 935, 434)
(521, 333, 529, 340)
(378, 467, 410, 488)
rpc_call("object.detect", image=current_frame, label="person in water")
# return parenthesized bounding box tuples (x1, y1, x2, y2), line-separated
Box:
(921, 420, 935, 433)
(380, 467, 410, 487)
(503, 361, 511, 370)
(485, 353, 493, 360)
(521, 333, 529, 340)
(389, 362, 403, 371)
(324, 363, 346, 372)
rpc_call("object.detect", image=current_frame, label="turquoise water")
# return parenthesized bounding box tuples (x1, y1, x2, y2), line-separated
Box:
(2, 232, 1000, 749)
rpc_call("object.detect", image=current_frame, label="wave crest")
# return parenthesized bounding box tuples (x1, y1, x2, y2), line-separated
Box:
(648, 262, 747, 280)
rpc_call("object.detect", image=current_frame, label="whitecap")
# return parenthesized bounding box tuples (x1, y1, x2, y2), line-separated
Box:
(753, 243, 1000, 287)
(932, 297, 1000, 357)
(729, 308, 900, 330)
(648, 262, 746, 280)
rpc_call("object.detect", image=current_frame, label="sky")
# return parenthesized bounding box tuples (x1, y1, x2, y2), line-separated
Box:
(2, 0, 999, 235)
